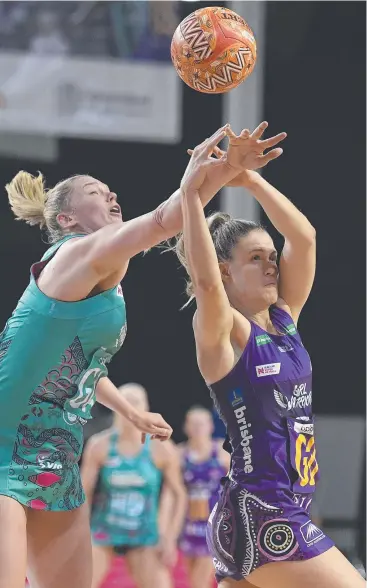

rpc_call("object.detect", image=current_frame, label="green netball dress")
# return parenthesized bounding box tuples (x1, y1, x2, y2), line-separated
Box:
(91, 433, 162, 548)
(0, 234, 127, 511)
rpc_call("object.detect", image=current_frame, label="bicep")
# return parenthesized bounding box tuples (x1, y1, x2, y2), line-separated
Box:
(193, 286, 235, 383)
(193, 284, 233, 348)
(278, 237, 316, 323)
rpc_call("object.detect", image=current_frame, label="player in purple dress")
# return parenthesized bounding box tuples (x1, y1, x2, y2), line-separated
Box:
(172, 124, 364, 587)
(178, 407, 230, 588)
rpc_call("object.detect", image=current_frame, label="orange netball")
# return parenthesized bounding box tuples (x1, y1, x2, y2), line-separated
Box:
(171, 6, 257, 94)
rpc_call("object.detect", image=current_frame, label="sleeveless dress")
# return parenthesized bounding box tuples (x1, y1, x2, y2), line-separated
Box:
(179, 443, 227, 557)
(205, 306, 334, 581)
(91, 432, 162, 551)
(0, 235, 127, 511)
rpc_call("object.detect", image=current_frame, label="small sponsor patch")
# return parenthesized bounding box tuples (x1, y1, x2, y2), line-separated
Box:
(256, 363, 281, 377)
(300, 520, 325, 546)
(294, 422, 314, 435)
(256, 334, 272, 346)
(285, 324, 297, 335)
(278, 343, 294, 353)
(229, 389, 243, 407)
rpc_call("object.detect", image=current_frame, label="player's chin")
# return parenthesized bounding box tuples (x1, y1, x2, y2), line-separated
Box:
(263, 285, 278, 304)
(109, 214, 123, 224)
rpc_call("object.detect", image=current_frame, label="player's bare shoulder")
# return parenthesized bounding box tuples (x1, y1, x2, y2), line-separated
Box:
(151, 438, 180, 468)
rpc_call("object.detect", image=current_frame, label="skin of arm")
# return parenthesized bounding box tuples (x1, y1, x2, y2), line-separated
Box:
(155, 440, 187, 546)
(83, 158, 240, 279)
(96, 377, 172, 441)
(240, 171, 316, 323)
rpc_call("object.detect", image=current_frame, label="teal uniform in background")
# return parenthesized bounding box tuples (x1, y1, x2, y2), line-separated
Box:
(91, 433, 162, 550)
(0, 234, 127, 511)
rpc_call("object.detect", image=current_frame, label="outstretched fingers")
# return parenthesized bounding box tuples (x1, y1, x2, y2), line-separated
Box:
(257, 147, 284, 166)
(201, 125, 228, 155)
(259, 132, 287, 150)
(250, 121, 269, 140)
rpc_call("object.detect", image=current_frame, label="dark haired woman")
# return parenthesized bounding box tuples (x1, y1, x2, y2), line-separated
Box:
(173, 126, 363, 588)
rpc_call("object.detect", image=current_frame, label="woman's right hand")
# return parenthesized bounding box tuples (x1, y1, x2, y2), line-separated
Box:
(131, 410, 173, 443)
(180, 125, 229, 196)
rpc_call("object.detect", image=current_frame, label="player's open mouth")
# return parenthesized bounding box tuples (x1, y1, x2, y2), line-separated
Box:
(110, 205, 121, 216)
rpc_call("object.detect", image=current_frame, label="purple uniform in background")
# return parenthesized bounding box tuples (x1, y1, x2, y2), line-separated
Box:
(180, 444, 227, 557)
(206, 306, 334, 581)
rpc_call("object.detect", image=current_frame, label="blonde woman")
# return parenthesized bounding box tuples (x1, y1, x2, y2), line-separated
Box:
(82, 383, 186, 588)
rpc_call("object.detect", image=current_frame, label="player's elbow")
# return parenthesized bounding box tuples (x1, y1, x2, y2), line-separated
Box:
(192, 277, 222, 294)
(304, 225, 316, 244)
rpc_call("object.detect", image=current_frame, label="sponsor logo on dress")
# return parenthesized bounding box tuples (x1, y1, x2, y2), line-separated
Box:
(294, 422, 314, 435)
(278, 343, 294, 353)
(115, 323, 127, 349)
(273, 383, 312, 411)
(285, 323, 297, 335)
(256, 363, 281, 377)
(109, 472, 146, 487)
(300, 520, 325, 546)
(256, 334, 272, 346)
(37, 456, 62, 470)
(234, 404, 254, 474)
(229, 389, 243, 407)
(213, 558, 229, 574)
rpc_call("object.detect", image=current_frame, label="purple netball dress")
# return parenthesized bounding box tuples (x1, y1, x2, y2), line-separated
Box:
(179, 444, 227, 557)
(206, 306, 333, 582)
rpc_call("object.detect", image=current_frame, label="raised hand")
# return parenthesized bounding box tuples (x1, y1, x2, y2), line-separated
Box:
(180, 125, 229, 195)
(187, 121, 286, 187)
(225, 121, 286, 173)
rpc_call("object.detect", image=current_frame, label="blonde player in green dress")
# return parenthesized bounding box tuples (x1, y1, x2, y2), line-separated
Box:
(0, 122, 286, 588)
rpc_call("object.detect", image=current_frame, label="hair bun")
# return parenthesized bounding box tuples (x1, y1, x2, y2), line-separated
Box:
(207, 212, 231, 235)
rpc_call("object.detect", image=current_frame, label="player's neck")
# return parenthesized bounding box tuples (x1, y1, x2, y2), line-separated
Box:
(187, 437, 213, 454)
(230, 295, 272, 327)
(247, 309, 275, 333)
(117, 427, 142, 445)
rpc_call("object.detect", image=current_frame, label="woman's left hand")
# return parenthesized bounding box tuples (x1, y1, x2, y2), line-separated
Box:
(157, 536, 178, 568)
(187, 121, 286, 187)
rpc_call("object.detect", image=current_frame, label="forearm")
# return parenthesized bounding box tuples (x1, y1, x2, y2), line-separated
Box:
(160, 486, 187, 542)
(158, 486, 173, 536)
(156, 162, 238, 238)
(245, 172, 316, 242)
(182, 189, 223, 291)
(96, 377, 138, 423)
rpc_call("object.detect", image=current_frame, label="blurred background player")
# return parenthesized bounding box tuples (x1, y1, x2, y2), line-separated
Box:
(82, 383, 186, 588)
(178, 406, 230, 588)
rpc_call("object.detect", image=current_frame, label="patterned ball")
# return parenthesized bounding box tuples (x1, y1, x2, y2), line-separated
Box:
(171, 6, 256, 94)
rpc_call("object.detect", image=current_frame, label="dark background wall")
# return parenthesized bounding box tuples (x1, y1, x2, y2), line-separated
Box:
(0, 1, 364, 440)
(263, 1, 366, 416)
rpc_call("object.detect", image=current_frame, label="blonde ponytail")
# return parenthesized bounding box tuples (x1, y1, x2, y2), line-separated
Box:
(6, 171, 47, 228)
(5, 171, 81, 243)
